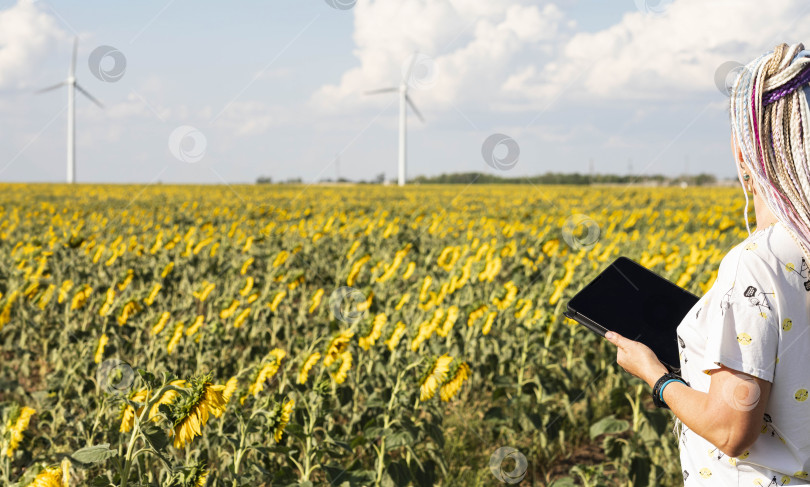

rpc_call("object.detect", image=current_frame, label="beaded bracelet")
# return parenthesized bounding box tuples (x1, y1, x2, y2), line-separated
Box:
(652, 372, 687, 409)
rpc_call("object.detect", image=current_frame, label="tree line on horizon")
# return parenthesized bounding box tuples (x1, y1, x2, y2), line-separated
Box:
(257, 171, 719, 186)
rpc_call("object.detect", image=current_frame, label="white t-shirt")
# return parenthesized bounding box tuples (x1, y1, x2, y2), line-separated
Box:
(675, 221, 810, 486)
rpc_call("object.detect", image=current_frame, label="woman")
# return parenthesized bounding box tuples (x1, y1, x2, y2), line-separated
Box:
(606, 43, 810, 486)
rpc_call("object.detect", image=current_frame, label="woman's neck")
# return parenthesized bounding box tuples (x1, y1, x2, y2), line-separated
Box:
(753, 190, 780, 230)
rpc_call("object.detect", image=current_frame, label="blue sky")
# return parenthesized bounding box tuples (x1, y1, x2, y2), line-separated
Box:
(1, 0, 809, 184)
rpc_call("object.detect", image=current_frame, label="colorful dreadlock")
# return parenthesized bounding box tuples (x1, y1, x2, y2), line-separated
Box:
(730, 42, 810, 267)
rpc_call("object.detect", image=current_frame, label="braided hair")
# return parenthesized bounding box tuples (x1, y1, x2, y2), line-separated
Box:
(730, 42, 810, 267)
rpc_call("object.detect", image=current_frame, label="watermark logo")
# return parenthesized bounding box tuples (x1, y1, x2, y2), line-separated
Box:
(329, 286, 368, 324)
(88, 46, 126, 83)
(169, 125, 207, 163)
(633, 0, 673, 15)
(562, 214, 601, 250)
(714, 61, 749, 97)
(325, 0, 356, 10)
(482, 134, 519, 171)
(96, 359, 135, 394)
(721, 371, 761, 411)
(403, 53, 438, 90)
(489, 446, 527, 484)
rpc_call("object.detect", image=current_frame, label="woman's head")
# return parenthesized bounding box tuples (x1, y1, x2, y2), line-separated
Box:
(730, 43, 810, 261)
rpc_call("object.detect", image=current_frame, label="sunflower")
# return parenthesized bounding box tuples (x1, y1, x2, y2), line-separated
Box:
(144, 282, 162, 306)
(410, 315, 439, 351)
(440, 362, 470, 401)
(27, 464, 64, 487)
(222, 376, 238, 404)
(394, 293, 410, 311)
(170, 375, 226, 449)
(57, 280, 73, 304)
(323, 330, 353, 367)
(419, 354, 453, 401)
(385, 322, 407, 351)
(238, 276, 254, 296)
(120, 389, 149, 433)
(148, 380, 188, 421)
(3, 405, 35, 457)
(402, 261, 416, 279)
(273, 399, 295, 442)
(308, 288, 324, 314)
(248, 349, 286, 397)
(467, 305, 487, 327)
(186, 460, 209, 487)
(93, 334, 108, 364)
(267, 292, 286, 313)
(219, 299, 240, 319)
(232, 308, 251, 328)
(331, 351, 352, 384)
(186, 315, 205, 336)
(192, 281, 216, 302)
(151, 311, 171, 336)
(436, 306, 459, 337)
(482, 311, 497, 335)
(358, 314, 387, 350)
(297, 352, 321, 384)
(167, 323, 184, 354)
(119, 381, 186, 433)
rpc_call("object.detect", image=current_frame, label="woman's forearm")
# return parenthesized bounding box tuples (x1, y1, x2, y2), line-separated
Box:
(660, 381, 737, 456)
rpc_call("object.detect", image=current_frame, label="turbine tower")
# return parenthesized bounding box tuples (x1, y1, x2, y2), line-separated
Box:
(366, 55, 424, 187)
(36, 37, 103, 184)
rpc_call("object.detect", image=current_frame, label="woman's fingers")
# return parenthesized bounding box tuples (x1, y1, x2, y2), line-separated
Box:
(604, 330, 625, 347)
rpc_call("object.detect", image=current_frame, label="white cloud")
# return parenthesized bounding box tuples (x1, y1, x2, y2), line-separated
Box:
(310, 0, 568, 113)
(0, 0, 69, 89)
(504, 0, 810, 103)
(316, 0, 810, 114)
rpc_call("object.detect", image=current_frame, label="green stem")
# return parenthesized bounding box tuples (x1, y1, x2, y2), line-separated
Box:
(120, 417, 141, 487)
(121, 383, 184, 487)
(87, 396, 108, 445)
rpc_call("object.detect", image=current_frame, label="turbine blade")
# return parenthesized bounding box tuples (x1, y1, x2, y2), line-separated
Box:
(75, 83, 104, 108)
(365, 87, 398, 95)
(35, 82, 66, 94)
(403, 51, 419, 84)
(71, 36, 78, 77)
(405, 94, 424, 122)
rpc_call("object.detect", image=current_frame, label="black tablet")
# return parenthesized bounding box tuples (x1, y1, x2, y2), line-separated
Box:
(563, 256, 700, 371)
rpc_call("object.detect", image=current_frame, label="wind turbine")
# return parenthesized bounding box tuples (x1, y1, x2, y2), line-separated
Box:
(36, 37, 103, 184)
(365, 55, 424, 187)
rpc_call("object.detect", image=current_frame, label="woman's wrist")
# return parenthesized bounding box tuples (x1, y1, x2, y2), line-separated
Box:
(645, 364, 670, 388)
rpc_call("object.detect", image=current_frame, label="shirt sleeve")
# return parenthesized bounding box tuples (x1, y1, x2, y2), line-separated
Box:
(701, 246, 780, 382)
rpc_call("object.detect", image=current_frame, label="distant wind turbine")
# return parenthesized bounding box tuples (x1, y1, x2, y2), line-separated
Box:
(365, 54, 424, 187)
(36, 36, 103, 184)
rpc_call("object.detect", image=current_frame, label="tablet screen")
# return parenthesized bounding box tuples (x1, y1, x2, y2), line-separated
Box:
(566, 256, 700, 369)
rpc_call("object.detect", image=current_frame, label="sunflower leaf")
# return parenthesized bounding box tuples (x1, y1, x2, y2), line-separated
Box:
(71, 443, 117, 465)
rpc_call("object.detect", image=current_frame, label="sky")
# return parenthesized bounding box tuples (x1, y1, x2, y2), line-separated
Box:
(1, 0, 810, 184)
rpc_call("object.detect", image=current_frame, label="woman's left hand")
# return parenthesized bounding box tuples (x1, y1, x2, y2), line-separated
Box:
(604, 331, 669, 387)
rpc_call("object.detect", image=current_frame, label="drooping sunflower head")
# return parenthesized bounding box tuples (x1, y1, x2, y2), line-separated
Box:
(2, 404, 36, 458)
(418, 354, 454, 401)
(222, 376, 239, 404)
(119, 388, 150, 433)
(248, 349, 286, 397)
(298, 352, 321, 384)
(271, 398, 295, 443)
(168, 459, 208, 487)
(330, 351, 352, 385)
(440, 361, 471, 402)
(323, 330, 353, 367)
(168, 374, 226, 449)
(27, 464, 64, 487)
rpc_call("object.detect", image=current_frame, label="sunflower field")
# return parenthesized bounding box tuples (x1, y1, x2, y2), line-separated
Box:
(0, 183, 750, 486)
